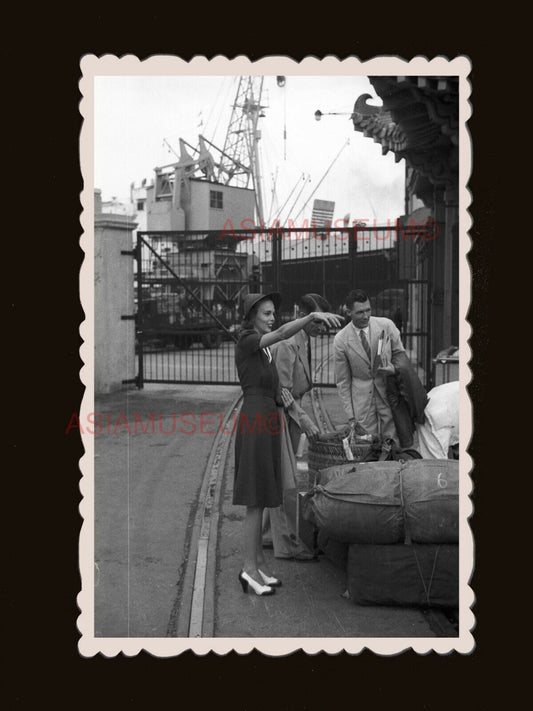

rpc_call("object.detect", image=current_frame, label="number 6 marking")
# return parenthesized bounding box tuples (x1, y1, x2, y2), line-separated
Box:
(437, 472, 448, 488)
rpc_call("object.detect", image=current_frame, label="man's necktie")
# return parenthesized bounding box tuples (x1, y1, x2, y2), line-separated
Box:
(307, 339, 312, 371)
(359, 329, 371, 362)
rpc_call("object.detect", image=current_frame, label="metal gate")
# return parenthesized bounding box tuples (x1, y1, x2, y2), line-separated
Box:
(133, 224, 431, 388)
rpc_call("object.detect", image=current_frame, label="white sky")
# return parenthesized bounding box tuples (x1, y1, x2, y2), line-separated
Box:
(94, 75, 406, 226)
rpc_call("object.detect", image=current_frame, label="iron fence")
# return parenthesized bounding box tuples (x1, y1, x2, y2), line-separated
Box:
(133, 224, 431, 388)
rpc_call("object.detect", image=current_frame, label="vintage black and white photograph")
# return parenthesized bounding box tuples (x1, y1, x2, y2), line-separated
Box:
(77, 55, 473, 656)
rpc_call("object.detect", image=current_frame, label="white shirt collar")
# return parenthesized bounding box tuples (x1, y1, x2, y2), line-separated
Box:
(350, 321, 369, 338)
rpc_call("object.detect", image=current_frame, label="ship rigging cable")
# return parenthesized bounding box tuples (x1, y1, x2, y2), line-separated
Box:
(292, 138, 350, 225)
(282, 175, 311, 228)
(207, 77, 237, 146)
(202, 77, 226, 140)
(273, 173, 307, 225)
(267, 167, 279, 224)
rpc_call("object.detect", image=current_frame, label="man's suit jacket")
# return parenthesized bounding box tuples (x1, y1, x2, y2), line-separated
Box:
(333, 316, 405, 424)
(271, 330, 314, 432)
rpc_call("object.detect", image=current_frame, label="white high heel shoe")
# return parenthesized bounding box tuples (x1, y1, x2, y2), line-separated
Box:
(239, 570, 275, 596)
(258, 569, 282, 587)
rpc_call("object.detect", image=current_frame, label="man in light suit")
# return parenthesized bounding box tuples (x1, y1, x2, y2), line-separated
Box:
(263, 293, 330, 559)
(334, 289, 406, 443)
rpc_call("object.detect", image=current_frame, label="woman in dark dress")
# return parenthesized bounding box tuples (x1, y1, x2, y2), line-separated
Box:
(234, 292, 342, 596)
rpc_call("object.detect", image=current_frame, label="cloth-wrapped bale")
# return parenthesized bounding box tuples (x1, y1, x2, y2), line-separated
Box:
(316, 529, 349, 571)
(347, 543, 458, 608)
(302, 461, 405, 544)
(401, 459, 459, 543)
(303, 459, 459, 545)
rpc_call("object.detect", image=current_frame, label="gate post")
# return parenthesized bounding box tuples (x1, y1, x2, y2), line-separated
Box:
(94, 207, 137, 394)
(135, 231, 144, 389)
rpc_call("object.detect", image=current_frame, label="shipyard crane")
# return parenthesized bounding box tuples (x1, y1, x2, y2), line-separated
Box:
(154, 77, 267, 226)
(216, 77, 266, 224)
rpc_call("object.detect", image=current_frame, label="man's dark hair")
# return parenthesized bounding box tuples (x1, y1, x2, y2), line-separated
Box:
(298, 293, 331, 315)
(345, 289, 369, 309)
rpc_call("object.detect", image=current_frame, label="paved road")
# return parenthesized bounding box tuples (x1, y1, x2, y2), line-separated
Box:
(94, 384, 239, 637)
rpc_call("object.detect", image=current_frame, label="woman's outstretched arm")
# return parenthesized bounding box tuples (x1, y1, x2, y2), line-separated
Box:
(258, 312, 342, 349)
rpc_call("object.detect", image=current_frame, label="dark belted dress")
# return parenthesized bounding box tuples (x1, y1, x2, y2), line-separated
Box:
(233, 329, 283, 508)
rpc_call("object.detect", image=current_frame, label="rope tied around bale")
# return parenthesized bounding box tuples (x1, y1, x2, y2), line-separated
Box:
(398, 462, 440, 607)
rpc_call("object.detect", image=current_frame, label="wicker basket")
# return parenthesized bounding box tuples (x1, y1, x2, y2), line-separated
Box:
(307, 426, 382, 483)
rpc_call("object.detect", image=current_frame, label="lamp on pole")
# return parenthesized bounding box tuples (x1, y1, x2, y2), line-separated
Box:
(314, 109, 353, 121)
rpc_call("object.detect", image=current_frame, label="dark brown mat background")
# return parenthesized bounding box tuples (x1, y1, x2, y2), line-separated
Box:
(6, 21, 498, 709)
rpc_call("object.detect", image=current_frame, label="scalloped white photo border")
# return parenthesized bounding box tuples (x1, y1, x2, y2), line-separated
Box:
(78, 54, 474, 657)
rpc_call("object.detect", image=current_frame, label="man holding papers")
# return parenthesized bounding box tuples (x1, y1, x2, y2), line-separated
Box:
(334, 289, 407, 443)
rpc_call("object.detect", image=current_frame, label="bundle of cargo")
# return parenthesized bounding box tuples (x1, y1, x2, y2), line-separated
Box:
(304, 459, 460, 609)
(401, 459, 459, 543)
(315, 461, 363, 487)
(346, 543, 458, 608)
(316, 529, 349, 571)
(302, 459, 458, 545)
(304, 461, 405, 544)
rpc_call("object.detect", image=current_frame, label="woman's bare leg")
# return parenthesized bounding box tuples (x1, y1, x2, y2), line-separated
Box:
(243, 506, 264, 583)
(256, 512, 274, 577)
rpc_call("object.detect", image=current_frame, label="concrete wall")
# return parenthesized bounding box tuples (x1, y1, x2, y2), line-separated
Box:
(95, 211, 137, 394)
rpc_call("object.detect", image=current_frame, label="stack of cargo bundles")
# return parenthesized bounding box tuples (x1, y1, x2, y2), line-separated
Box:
(302, 459, 459, 607)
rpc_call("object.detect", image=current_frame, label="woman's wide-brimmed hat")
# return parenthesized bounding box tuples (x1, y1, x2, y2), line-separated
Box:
(242, 292, 282, 320)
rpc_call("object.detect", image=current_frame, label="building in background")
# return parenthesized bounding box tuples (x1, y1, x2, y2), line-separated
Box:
(129, 180, 150, 233)
(311, 199, 335, 228)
